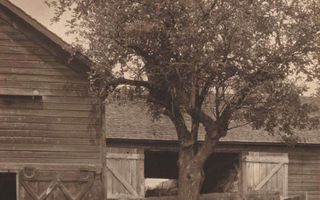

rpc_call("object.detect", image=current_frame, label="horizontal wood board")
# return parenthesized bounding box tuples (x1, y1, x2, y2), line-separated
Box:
(288, 152, 320, 200)
(0, 14, 101, 164)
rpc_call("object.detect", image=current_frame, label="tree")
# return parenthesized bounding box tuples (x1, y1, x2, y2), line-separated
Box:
(46, 0, 320, 199)
(316, 83, 320, 98)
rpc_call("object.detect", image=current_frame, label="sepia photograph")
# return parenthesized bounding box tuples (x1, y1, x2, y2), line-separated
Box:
(0, 0, 319, 200)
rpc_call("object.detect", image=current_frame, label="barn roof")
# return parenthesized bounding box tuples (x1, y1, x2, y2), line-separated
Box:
(105, 97, 320, 145)
(0, 0, 92, 77)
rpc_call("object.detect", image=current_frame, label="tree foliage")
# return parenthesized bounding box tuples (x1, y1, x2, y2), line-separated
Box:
(47, 0, 320, 199)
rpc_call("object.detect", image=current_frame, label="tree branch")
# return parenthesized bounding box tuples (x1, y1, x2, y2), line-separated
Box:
(197, 75, 213, 108)
(116, 77, 151, 89)
(165, 108, 194, 148)
(228, 122, 251, 130)
(193, 104, 231, 166)
(114, 39, 155, 62)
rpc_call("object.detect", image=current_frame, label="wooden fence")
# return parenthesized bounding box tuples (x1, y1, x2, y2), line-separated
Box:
(141, 191, 308, 200)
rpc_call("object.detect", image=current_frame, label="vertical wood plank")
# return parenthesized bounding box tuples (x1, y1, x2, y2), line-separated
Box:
(261, 162, 267, 191)
(124, 149, 130, 195)
(272, 163, 278, 191)
(119, 157, 125, 194)
(283, 164, 288, 196)
(253, 161, 260, 187)
(101, 103, 107, 200)
(278, 164, 283, 192)
(131, 151, 137, 196)
(108, 148, 118, 195)
(266, 163, 271, 190)
(241, 151, 248, 193)
(138, 148, 145, 197)
(248, 162, 253, 190)
(106, 169, 112, 197)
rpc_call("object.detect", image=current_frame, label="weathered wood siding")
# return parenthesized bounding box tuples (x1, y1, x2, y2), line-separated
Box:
(288, 151, 320, 200)
(107, 142, 320, 199)
(19, 166, 102, 200)
(106, 147, 145, 199)
(0, 16, 101, 166)
(242, 152, 288, 196)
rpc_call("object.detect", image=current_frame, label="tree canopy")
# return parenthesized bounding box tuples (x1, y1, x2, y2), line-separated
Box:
(47, 0, 320, 199)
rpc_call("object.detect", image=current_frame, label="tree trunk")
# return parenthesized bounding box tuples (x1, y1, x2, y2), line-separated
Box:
(165, 107, 224, 200)
(178, 147, 204, 200)
(177, 133, 221, 200)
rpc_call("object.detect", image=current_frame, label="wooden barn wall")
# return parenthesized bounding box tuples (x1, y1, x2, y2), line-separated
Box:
(233, 145, 320, 200)
(106, 141, 320, 199)
(0, 15, 102, 167)
(287, 150, 320, 200)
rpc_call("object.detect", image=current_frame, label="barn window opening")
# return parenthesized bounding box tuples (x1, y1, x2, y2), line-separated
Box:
(144, 151, 240, 197)
(0, 95, 42, 103)
(0, 173, 17, 200)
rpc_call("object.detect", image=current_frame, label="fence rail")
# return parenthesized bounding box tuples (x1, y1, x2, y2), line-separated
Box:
(140, 191, 308, 200)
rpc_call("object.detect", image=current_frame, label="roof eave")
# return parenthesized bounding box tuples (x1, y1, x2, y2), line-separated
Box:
(106, 138, 320, 147)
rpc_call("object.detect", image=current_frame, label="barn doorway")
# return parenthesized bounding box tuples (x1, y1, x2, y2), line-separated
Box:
(0, 173, 17, 200)
(144, 151, 179, 197)
(144, 151, 239, 197)
(201, 152, 240, 193)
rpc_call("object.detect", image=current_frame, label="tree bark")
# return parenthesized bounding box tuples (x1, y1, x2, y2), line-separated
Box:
(178, 146, 204, 200)
(166, 111, 204, 200)
(165, 105, 230, 200)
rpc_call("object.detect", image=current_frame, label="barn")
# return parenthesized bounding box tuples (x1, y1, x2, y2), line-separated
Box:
(1, 1, 320, 200)
(0, 1, 106, 199)
(104, 99, 320, 200)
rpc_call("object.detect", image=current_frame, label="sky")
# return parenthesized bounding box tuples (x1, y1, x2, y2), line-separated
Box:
(10, 0, 75, 44)
(8, 0, 319, 96)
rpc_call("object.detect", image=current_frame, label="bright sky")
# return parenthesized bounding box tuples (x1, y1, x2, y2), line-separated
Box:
(10, 0, 75, 44)
(8, 0, 318, 96)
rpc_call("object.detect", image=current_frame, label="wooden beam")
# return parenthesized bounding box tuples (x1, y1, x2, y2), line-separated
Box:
(108, 194, 142, 199)
(0, 163, 101, 173)
(57, 179, 94, 200)
(20, 170, 95, 182)
(243, 156, 289, 164)
(20, 178, 58, 200)
(283, 164, 288, 196)
(106, 153, 144, 160)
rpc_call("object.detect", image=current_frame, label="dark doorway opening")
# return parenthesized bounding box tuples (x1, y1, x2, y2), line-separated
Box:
(144, 151, 179, 197)
(145, 151, 179, 179)
(144, 151, 239, 197)
(201, 153, 239, 193)
(0, 173, 17, 200)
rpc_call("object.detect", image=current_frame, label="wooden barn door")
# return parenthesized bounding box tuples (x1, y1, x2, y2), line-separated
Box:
(19, 166, 101, 200)
(242, 152, 289, 197)
(106, 147, 145, 199)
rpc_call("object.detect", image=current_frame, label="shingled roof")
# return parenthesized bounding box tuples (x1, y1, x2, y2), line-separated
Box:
(105, 97, 320, 145)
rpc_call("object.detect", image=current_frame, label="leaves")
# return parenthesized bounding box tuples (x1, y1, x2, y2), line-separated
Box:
(47, 0, 320, 143)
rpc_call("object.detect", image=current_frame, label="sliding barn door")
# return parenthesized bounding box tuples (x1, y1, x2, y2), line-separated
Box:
(19, 167, 101, 200)
(242, 152, 288, 196)
(106, 147, 144, 199)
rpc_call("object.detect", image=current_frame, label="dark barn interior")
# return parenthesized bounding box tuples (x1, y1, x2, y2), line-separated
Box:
(201, 153, 239, 193)
(0, 173, 17, 200)
(144, 151, 239, 196)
